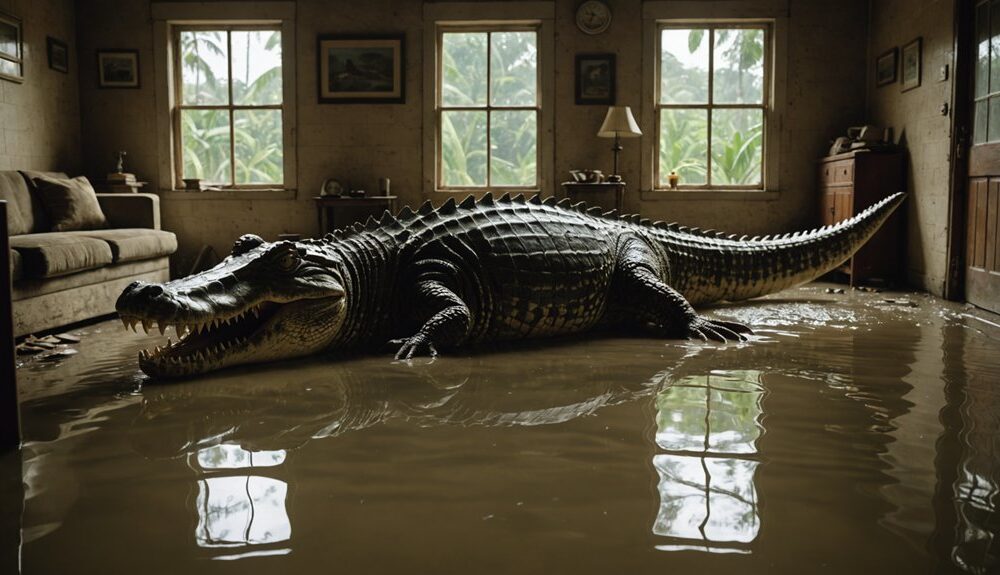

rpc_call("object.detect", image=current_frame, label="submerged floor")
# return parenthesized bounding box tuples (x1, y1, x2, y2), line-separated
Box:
(2, 283, 999, 573)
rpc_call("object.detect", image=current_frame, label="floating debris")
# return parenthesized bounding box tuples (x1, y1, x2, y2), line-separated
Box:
(39, 348, 78, 361)
(878, 298, 918, 308)
(825, 288, 846, 294)
(54, 332, 82, 343)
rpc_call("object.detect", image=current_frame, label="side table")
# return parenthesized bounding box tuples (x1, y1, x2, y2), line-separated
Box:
(313, 195, 398, 235)
(561, 181, 625, 212)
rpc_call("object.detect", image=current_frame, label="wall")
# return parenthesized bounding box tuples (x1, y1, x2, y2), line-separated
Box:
(0, 0, 79, 172)
(867, 0, 955, 295)
(75, 0, 869, 274)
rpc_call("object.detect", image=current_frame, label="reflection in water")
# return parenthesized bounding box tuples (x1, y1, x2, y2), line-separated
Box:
(192, 445, 291, 558)
(653, 370, 764, 553)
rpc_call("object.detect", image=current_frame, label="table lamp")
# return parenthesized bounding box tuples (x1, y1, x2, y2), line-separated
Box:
(597, 106, 642, 183)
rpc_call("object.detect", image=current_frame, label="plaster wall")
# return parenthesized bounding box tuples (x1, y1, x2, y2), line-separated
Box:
(76, 0, 869, 274)
(0, 0, 79, 172)
(867, 0, 955, 296)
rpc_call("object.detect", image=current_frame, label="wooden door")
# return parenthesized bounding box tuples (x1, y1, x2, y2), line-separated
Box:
(967, 1, 1000, 314)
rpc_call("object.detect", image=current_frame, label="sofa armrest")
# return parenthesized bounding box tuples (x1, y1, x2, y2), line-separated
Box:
(96, 193, 161, 230)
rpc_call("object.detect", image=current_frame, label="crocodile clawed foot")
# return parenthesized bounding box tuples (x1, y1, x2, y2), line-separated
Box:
(389, 335, 439, 360)
(686, 316, 752, 343)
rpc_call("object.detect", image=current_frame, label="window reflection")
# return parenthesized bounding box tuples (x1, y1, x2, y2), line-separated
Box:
(191, 445, 291, 555)
(653, 370, 764, 553)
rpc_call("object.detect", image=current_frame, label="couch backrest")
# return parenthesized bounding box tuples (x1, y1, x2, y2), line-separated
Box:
(0, 170, 70, 235)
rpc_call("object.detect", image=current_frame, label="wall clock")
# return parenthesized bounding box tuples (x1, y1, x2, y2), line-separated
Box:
(576, 1, 612, 35)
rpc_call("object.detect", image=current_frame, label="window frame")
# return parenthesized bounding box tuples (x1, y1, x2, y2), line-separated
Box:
(654, 22, 772, 191)
(422, 2, 555, 197)
(640, 1, 786, 199)
(172, 24, 285, 190)
(152, 2, 297, 195)
(435, 24, 542, 192)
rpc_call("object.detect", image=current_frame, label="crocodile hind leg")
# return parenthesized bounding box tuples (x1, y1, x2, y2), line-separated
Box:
(615, 236, 752, 342)
(390, 260, 473, 359)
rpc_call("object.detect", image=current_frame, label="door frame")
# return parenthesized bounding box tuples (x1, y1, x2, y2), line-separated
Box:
(945, 0, 974, 301)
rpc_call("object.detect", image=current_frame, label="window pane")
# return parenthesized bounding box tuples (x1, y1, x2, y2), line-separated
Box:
(975, 100, 988, 145)
(989, 95, 1000, 142)
(441, 111, 487, 186)
(660, 29, 709, 104)
(234, 109, 283, 185)
(490, 111, 536, 186)
(977, 1, 990, 98)
(713, 28, 765, 104)
(179, 31, 230, 105)
(181, 109, 231, 184)
(442, 33, 487, 107)
(232, 30, 282, 105)
(490, 31, 537, 107)
(992, 1, 1000, 92)
(711, 108, 764, 186)
(659, 109, 708, 186)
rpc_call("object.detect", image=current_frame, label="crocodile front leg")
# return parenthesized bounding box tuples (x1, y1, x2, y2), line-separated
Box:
(391, 260, 472, 359)
(616, 236, 751, 343)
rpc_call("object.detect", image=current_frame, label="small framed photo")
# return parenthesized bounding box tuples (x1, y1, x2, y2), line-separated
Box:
(0, 11, 23, 83)
(875, 47, 897, 87)
(97, 49, 140, 88)
(317, 35, 404, 104)
(47, 37, 68, 73)
(575, 53, 615, 105)
(901, 38, 921, 92)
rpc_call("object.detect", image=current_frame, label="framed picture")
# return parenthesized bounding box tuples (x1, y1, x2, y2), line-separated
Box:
(875, 47, 897, 87)
(47, 37, 68, 73)
(0, 11, 23, 83)
(575, 53, 615, 105)
(317, 35, 404, 103)
(97, 50, 139, 88)
(901, 38, 921, 92)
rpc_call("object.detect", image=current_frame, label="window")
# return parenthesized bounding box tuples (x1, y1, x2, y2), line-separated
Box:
(436, 27, 539, 190)
(174, 26, 284, 188)
(655, 24, 770, 190)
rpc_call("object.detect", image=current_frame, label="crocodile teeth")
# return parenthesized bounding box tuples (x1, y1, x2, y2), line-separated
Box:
(158, 322, 166, 336)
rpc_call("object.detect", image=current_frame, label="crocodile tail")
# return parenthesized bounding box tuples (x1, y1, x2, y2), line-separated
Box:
(659, 192, 906, 306)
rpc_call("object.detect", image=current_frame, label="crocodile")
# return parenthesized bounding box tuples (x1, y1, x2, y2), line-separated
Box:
(116, 191, 905, 378)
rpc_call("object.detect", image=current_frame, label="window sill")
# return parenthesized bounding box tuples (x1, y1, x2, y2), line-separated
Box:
(160, 188, 297, 201)
(640, 189, 780, 201)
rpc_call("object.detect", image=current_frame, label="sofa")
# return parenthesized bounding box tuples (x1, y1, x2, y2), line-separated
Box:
(2, 170, 177, 337)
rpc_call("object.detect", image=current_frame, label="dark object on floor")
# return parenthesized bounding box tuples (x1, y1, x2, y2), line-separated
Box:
(116, 192, 906, 378)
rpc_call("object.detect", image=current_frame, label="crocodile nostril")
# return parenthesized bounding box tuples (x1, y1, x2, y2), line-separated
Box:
(142, 284, 164, 297)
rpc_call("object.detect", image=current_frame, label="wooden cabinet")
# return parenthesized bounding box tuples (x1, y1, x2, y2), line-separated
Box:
(818, 150, 904, 286)
(561, 181, 625, 212)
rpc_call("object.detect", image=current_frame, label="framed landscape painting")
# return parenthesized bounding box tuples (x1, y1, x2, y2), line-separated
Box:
(97, 50, 139, 88)
(875, 47, 896, 87)
(901, 38, 921, 92)
(575, 53, 615, 105)
(48, 37, 68, 73)
(317, 35, 404, 104)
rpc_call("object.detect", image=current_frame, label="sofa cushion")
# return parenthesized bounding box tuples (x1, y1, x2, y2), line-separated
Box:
(0, 171, 34, 236)
(10, 233, 114, 279)
(17, 170, 68, 233)
(10, 248, 22, 282)
(32, 175, 108, 232)
(70, 229, 178, 263)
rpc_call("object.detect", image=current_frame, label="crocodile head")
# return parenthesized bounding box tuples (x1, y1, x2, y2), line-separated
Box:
(116, 234, 347, 378)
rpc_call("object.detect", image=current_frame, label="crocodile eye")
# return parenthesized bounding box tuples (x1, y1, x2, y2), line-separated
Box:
(276, 251, 300, 273)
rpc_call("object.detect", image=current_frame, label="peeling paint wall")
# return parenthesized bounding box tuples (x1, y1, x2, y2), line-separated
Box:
(867, 0, 955, 296)
(75, 0, 870, 275)
(0, 0, 79, 172)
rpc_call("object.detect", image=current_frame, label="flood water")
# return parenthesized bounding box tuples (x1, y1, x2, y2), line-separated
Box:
(3, 283, 999, 574)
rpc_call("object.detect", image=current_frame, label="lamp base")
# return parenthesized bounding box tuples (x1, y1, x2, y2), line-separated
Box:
(606, 174, 622, 183)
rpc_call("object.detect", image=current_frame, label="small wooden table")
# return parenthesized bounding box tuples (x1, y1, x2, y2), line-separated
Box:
(93, 181, 148, 194)
(313, 195, 398, 234)
(561, 181, 626, 212)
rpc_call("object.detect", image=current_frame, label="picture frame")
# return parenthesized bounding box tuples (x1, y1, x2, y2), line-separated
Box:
(317, 35, 405, 104)
(875, 47, 897, 87)
(901, 37, 921, 92)
(47, 36, 68, 73)
(97, 49, 140, 89)
(575, 53, 615, 105)
(0, 11, 23, 84)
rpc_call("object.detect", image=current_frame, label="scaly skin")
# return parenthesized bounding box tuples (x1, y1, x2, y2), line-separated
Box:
(116, 191, 906, 378)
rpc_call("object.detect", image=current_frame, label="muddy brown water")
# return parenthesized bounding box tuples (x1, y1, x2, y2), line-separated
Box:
(3, 284, 999, 574)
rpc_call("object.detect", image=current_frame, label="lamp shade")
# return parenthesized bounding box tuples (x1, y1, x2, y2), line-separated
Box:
(597, 106, 642, 138)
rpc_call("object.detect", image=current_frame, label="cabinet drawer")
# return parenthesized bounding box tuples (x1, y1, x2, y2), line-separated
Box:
(833, 161, 854, 183)
(819, 163, 836, 184)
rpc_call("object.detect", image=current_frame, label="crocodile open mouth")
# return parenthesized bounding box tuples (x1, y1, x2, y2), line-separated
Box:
(120, 301, 281, 373)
